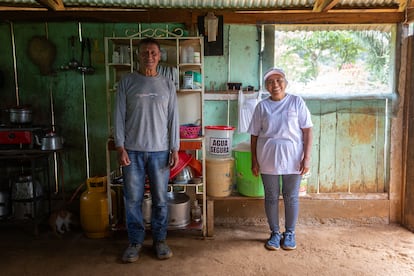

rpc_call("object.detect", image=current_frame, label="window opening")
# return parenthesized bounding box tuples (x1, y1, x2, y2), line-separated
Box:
(272, 25, 395, 99)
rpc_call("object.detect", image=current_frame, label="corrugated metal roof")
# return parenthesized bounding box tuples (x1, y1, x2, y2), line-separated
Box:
(0, 0, 403, 10)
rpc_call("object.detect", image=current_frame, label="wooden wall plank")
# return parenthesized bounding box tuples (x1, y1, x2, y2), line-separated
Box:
(318, 101, 338, 192)
(335, 100, 352, 192)
(306, 100, 321, 193)
(349, 101, 378, 192)
(375, 100, 387, 193)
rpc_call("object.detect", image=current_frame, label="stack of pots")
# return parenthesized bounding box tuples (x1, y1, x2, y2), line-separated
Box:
(204, 126, 236, 197)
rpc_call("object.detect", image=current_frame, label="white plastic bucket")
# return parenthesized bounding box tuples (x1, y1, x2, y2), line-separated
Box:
(205, 126, 235, 159)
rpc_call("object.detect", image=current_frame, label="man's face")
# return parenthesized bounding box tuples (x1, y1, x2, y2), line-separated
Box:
(138, 43, 161, 70)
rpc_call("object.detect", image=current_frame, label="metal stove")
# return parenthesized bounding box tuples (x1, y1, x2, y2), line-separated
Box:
(0, 124, 47, 150)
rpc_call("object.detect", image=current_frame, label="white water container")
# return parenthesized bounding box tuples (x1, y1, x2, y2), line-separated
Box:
(205, 126, 236, 159)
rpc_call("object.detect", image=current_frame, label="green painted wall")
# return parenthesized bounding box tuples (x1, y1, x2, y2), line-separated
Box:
(0, 22, 389, 195)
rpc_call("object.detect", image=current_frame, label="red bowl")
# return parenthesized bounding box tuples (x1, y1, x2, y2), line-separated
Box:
(169, 151, 192, 179)
(187, 157, 202, 177)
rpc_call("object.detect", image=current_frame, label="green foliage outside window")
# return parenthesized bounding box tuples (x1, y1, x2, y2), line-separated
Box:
(274, 29, 392, 97)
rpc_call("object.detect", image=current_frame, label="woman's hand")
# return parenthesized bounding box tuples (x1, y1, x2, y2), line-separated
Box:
(251, 161, 260, 177)
(300, 158, 310, 175)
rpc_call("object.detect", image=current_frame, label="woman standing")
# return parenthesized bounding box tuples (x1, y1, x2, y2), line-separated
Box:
(248, 68, 313, 250)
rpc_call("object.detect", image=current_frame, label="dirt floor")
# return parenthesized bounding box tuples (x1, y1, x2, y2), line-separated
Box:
(1, 222, 414, 276)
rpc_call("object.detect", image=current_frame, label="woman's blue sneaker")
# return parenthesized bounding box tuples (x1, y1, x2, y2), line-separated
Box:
(265, 232, 282, 250)
(281, 231, 297, 250)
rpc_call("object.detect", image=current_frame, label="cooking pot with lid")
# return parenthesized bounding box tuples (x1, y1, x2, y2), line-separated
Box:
(8, 106, 32, 124)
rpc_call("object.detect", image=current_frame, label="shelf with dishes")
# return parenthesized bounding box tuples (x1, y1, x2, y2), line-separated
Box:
(106, 136, 206, 232)
(105, 35, 206, 236)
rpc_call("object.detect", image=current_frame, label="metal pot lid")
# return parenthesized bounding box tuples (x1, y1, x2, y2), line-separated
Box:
(167, 192, 190, 204)
(16, 175, 32, 182)
(9, 105, 32, 112)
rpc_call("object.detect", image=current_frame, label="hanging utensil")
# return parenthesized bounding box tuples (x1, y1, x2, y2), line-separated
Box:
(77, 38, 87, 73)
(77, 38, 95, 75)
(68, 36, 79, 70)
(85, 38, 95, 74)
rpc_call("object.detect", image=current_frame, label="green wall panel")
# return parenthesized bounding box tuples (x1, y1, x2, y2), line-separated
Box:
(0, 22, 390, 197)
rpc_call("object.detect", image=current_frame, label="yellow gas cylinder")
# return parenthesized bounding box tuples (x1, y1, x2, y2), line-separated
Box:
(80, 176, 114, 238)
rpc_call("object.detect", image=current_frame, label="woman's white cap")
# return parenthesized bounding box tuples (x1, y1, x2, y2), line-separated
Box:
(263, 68, 286, 82)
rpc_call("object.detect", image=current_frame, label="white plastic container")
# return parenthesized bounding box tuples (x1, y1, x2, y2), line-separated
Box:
(205, 126, 235, 159)
(187, 46, 194, 63)
(194, 52, 201, 63)
(180, 46, 188, 63)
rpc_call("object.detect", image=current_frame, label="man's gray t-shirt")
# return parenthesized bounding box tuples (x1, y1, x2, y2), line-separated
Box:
(114, 72, 180, 152)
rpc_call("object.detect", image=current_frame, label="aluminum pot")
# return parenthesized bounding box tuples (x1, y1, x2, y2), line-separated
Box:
(167, 192, 190, 228)
(9, 106, 32, 124)
(141, 192, 191, 228)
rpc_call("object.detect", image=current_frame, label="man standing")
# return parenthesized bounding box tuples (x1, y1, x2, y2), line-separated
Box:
(114, 38, 179, 263)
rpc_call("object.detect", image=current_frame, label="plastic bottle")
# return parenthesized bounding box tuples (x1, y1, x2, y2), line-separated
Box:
(187, 46, 194, 63)
(180, 46, 188, 63)
(112, 49, 120, 63)
(191, 199, 202, 223)
(194, 51, 201, 63)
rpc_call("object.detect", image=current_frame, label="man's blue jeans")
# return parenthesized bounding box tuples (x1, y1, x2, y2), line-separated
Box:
(122, 150, 170, 244)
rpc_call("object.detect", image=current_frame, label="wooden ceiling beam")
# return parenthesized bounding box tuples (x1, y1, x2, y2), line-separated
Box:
(0, 9, 405, 24)
(36, 0, 65, 11)
(313, 0, 339, 12)
(399, 0, 409, 12)
(406, 7, 414, 22)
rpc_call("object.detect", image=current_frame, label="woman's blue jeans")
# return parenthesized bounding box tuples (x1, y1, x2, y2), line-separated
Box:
(261, 174, 301, 233)
(122, 150, 170, 244)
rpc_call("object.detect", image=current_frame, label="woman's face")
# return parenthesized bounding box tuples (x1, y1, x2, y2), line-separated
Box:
(265, 74, 287, 101)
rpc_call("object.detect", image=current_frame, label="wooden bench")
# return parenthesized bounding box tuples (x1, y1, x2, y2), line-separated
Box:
(206, 193, 264, 237)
